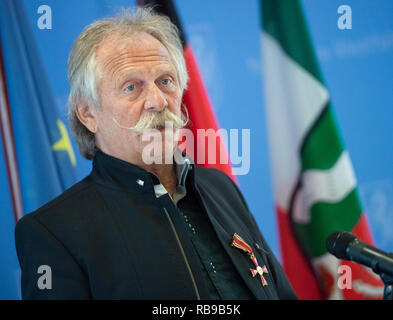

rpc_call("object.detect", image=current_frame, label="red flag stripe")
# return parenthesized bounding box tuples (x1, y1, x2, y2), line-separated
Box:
(182, 45, 236, 181)
(276, 205, 323, 299)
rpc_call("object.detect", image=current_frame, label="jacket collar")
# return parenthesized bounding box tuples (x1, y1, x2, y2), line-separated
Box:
(91, 149, 194, 194)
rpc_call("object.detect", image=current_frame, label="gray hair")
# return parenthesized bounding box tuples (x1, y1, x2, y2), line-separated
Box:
(67, 6, 188, 159)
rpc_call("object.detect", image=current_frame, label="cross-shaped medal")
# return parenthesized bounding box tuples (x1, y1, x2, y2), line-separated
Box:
(249, 254, 269, 286)
(231, 233, 269, 287)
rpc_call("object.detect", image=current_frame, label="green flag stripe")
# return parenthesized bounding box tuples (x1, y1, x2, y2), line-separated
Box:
(294, 189, 362, 257)
(300, 106, 345, 172)
(261, 0, 324, 84)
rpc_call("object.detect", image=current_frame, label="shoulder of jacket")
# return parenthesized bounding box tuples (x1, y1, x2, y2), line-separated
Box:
(20, 175, 96, 223)
(193, 165, 232, 181)
(193, 165, 240, 193)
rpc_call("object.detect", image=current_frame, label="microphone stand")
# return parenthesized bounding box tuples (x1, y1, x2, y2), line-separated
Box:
(381, 273, 393, 300)
(376, 252, 393, 300)
(364, 250, 393, 300)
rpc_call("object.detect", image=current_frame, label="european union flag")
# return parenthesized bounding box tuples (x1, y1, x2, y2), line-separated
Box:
(0, 0, 78, 299)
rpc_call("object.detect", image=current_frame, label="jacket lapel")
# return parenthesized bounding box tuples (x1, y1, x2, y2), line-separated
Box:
(193, 183, 278, 300)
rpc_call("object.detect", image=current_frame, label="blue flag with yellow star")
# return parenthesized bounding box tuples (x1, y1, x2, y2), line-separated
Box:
(0, 0, 78, 298)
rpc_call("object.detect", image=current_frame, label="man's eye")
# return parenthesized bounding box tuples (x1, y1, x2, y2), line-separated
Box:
(161, 78, 172, 85)
(125, 84, 136, 92)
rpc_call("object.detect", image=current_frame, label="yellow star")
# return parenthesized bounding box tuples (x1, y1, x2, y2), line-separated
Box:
(51, 119, 76, 167)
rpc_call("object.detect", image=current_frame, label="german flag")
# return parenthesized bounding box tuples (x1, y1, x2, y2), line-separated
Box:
(138, 0, 235, 181)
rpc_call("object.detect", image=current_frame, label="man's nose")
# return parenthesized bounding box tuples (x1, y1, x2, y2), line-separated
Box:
(143, 84, 168, 112)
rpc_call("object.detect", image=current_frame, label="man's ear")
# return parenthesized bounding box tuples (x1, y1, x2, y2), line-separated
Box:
(75, 102, 98, 133)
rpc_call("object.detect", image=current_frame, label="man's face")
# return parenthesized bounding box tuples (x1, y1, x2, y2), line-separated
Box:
(88, 32, 183, 164)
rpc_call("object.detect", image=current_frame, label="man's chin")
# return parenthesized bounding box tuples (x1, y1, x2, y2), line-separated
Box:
(138, 133, 177, 165)
(141, 148, 177, 165)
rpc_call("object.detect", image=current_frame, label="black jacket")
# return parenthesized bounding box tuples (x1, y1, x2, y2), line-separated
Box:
(15, 151, 297, 300)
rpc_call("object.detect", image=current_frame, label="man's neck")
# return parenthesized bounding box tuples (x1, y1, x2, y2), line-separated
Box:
(145, 162, 177, 197)
(130, 153, 178, 196)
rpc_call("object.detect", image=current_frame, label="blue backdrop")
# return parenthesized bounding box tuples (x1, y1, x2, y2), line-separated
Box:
(0, 0, 392, 299)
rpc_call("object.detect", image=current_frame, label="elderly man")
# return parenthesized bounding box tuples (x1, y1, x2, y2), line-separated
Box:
(15, 7, 297, 300)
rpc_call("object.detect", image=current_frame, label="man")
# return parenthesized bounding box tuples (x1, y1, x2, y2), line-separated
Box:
(15, 7, 297, 300)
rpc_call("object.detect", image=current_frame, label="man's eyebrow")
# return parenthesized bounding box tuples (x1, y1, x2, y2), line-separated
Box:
(115, 70, 141, 86)
(155, 65, 180, 80)
(115, 67, 177, 86)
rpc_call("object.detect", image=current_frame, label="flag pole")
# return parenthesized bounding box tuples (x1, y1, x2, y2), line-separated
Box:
(0, 43, 24, 222)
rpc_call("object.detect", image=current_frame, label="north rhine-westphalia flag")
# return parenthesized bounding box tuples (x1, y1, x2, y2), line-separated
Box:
(139, 0, 235, 181)
(260, 0, 384, 299)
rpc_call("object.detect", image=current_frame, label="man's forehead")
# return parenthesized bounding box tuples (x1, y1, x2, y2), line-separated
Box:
(96, 32, 173, 71)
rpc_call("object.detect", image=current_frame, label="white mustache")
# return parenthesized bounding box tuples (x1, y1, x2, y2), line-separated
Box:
(112, 108, 188, 134)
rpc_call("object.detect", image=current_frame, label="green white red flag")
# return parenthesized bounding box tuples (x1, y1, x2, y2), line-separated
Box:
(260, 0, 384, 299)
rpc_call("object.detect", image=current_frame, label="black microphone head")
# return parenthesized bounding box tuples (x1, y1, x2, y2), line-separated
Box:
(326, 231, 357, 259)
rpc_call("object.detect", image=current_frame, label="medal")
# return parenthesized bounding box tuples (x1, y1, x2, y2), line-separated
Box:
(231, 233, 269, 286)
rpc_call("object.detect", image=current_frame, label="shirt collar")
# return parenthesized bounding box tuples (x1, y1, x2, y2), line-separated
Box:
(154, 148, 193, 205)
(91, 148, 194, 196)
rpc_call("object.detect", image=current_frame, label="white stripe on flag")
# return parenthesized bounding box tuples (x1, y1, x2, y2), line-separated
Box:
(293, 151, 357, 223)
(262, 32, 329, 211)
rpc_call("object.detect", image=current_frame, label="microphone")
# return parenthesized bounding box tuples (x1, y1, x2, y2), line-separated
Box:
(326, 231, 393, 277)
